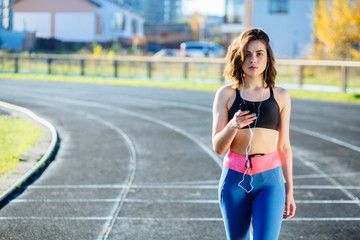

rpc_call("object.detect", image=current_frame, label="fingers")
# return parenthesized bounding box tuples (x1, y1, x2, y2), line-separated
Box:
(232, 110, 256, 129)
(283, 201, 296, 219)
(234, 109, 252, 117)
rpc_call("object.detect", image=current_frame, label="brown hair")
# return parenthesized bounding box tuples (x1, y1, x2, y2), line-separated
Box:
(223, 28, 277, 89)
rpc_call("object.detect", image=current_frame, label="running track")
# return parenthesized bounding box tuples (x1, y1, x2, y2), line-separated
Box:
(0, 79, 359, 239)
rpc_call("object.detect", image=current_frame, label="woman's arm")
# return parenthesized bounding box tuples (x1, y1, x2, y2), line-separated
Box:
(276, 87, 296, 219)
(212, 86, 255, 155)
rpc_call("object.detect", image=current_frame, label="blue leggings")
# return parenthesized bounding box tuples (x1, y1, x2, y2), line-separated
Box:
(218, 165, 285, 240)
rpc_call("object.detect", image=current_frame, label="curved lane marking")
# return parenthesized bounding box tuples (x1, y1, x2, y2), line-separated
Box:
(43, 96, 223, 168)
(80, 114, 137, 240)
(3, 89, 360, 224)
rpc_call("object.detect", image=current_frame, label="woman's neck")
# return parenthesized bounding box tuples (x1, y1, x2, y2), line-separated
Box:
(242, 76, 265, 90)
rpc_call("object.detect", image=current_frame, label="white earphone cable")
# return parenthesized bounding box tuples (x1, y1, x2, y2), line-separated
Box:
(238, 64, 268, 193)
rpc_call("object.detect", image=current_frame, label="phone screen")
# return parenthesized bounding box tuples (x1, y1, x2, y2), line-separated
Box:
(240, 103, 255, 114)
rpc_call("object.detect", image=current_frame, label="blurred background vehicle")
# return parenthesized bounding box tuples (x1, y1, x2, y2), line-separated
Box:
(179, 41, 225, 57)
(152, 48, 180, 58)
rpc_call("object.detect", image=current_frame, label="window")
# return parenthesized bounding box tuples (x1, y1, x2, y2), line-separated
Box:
(225, 0, 245, 24)
(110, 13, 125, 31)
(2, 7, 9, 29)
(269, 0, 288, 13)
(96, 16, 102, 35)
(131, 19, 137, 35)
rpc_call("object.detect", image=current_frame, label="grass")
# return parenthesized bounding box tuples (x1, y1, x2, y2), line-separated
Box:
(289, 90, 360, 103)
(0, 73, 359, 103)
(0, 116, 42, 177)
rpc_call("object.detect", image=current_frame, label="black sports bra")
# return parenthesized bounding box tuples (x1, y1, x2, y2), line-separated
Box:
(228, 88, 280, 130)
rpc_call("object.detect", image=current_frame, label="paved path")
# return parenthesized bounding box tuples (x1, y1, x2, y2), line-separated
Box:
(0, 79, 359, 240)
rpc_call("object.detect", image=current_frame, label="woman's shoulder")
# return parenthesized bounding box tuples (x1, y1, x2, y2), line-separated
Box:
(273, 86, 290, 99)
(273, 86, 291, 108)
(216, 84, 235, 97)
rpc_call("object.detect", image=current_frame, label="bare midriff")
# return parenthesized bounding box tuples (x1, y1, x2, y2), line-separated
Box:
(230, 128, 278, 155)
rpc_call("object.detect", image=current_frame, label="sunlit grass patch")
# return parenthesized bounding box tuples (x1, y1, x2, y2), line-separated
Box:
(0, 116, 42, 176)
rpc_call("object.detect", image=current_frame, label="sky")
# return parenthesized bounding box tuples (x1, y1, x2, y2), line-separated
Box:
(182, 0, 226, 16)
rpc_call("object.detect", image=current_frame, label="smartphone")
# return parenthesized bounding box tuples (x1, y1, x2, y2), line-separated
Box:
(240, 103, 255, 114)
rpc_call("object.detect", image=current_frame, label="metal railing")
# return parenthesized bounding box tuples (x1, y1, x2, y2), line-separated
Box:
(276, 59, 360, 92)
(1, 53, 359, 92)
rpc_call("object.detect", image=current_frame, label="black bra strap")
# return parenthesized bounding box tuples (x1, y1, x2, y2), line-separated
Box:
(236, 89, 240, 99)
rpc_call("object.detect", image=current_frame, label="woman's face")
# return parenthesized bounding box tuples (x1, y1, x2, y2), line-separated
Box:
(241, 40, 268, 79)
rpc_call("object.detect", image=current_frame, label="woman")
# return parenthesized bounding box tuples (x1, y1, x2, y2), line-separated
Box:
(212, 28, 296, 240)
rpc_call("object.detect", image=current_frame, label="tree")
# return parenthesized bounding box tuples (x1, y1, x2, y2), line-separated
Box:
(314, 0, 360, 60)
(188, 12, 206, 41)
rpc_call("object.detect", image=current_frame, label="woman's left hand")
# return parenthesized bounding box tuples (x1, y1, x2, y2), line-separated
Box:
(283, 193, 296, 219)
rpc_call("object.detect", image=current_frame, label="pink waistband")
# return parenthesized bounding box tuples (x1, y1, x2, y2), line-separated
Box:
(224, 151, 281, 175)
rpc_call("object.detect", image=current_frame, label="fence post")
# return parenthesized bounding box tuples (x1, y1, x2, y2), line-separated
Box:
(14, 57, 19, 73)
(297, 65, 304, 89)
(114, 60, 118, 78)
(340, 65, 348, 93)
(47, 58, 52, 75)
(219, 63, 225, 84)
(80, 59, 85, 76)
(147, 61, 152, 79)
(183, 62, 188, 80)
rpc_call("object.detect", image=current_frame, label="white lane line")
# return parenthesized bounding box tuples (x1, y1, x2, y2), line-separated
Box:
(294, 153, 360, 208)
(84, 114, 137, 240)
(294, 172, 360, 179)
(291, 125, 360, 152)
(124, 96, 360, 154)
(0, 216, 222, 221)
(124, 199, 218, 204)
(295, 200, 360, 204)
(61, 110, 138, 240)
(11, 91, 360, 174)
(5, 92, 223, 168)
(12, 199, 121, 203)
(160, 179, 219, 185)
(28, 184, 218, 189)
(28, 184, 360, 190)
(7, 89, 360, 160)
(144, 96, 360, 154)
(285, 217, 360, 222)
(57, 94, 360, 208)
(11, 198, 360, 204)
(6, 90, 360, 225)
(28, 184, 127, 189)
(116, 217, 223, 222)
(11, 199, 218, 204)
(117, 217, 360, 222)
(1, 216, 359, 222)
(294, 185, 360, 190)
(0, 217, 111, 221)
(53, 96, 223, 168)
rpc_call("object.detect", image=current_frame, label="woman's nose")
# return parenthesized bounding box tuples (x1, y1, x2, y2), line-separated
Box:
(250, 54, 256, 63)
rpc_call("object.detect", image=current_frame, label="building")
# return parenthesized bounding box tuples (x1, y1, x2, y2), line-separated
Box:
(0, 0, 15, 30)
(222, 0, 316, 58)
(145, 22, 192, 51)
(121, 0, 182, 23)
(0, 0, 35, 50)
(11, 0, 144, 43)
(92, 0, 144, 42)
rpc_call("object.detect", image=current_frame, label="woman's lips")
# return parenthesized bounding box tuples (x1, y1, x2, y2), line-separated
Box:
(249, 66, 258, 70)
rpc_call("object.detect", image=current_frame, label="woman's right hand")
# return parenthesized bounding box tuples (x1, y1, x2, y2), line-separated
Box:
(230, 110, 257, 129)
